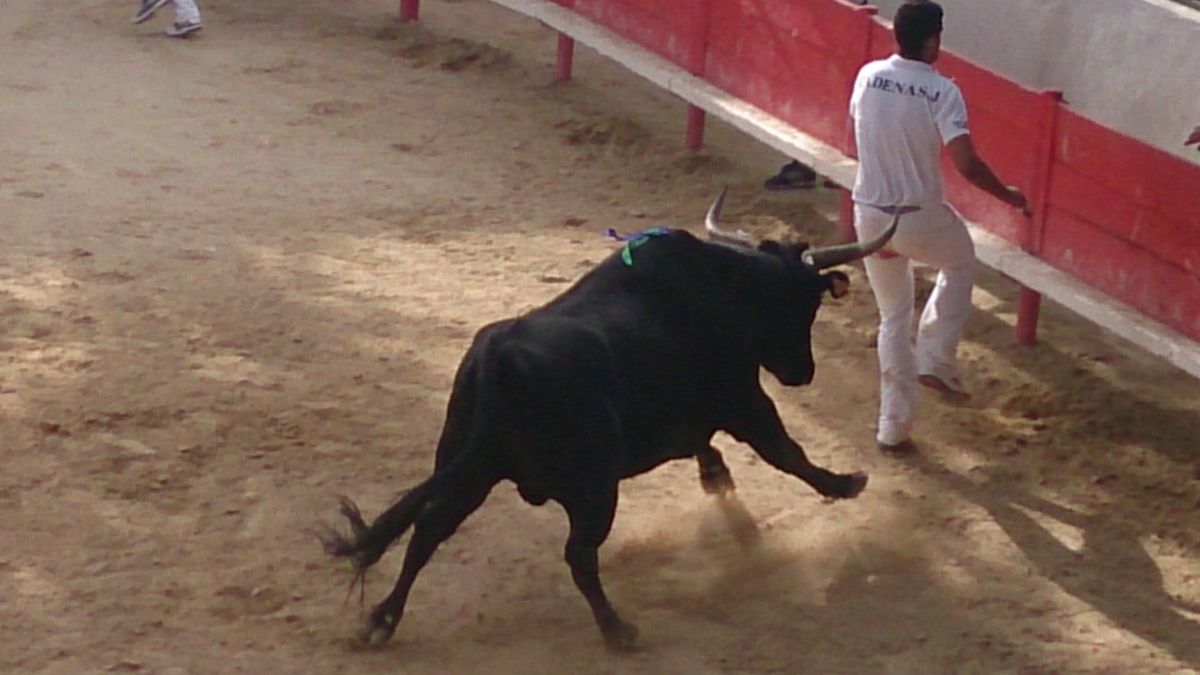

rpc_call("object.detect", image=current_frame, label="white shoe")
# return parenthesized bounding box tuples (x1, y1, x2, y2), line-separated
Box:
(166, 20, 203, 37)
(131, 0, 171, 24)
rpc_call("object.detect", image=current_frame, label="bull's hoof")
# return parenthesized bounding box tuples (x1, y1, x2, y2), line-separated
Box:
(601, 619, 639, 653)
(358, 613, 398, 647)
(826, 471, 868, 500)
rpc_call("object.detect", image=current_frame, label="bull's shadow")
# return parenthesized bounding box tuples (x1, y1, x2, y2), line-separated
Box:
(909, 456, 1200, 669)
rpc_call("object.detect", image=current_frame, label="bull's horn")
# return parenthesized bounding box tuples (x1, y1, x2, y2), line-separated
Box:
(800, 206, 917, 269)
(704, 187, 754, 248)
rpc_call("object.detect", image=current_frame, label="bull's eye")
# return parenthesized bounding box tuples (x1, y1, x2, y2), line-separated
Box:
(824, 272, 850, 298)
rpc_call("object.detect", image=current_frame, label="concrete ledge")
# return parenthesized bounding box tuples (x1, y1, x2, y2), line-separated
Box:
(490, 0, 1200, 380)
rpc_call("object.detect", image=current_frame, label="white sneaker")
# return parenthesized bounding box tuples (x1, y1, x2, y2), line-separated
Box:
(166, 20, 203, 37)
(131, 0, 171, 24)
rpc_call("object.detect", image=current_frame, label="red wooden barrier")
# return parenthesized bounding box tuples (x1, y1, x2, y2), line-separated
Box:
(1041, 109, 1200, 340)
(704, 0, 867, 150)
(573, 0, 710, 70)
(408, 0, 1200, 353)
(574, 0, 714, 148)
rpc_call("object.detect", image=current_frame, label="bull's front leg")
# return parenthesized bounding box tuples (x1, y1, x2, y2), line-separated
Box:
(726, 393, 867, 500)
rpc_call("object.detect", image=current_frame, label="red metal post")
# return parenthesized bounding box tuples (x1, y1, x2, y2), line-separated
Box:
(556, 34, 575, 83)
(1016, 288, 1043, 345)
(1015, 90, 1063, 346)
(400, 0, 419, 21)
(685, 106, 706, 150)
(683, 0, 714, 150)
(555, 0, 576, 83)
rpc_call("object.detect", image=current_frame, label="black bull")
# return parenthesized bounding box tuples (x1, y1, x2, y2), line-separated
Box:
(323, 193, 900, 651)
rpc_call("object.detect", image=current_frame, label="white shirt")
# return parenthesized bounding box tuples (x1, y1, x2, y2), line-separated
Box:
(849, 54, 970, 208)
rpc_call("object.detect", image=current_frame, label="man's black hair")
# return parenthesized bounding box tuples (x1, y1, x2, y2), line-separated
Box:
(894, 1, 944, 57)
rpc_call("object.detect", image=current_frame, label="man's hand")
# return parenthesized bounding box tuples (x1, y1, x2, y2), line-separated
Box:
(1187, 126, 1200, 151)
(948, 135, 1031, 215)
(1006, 186, 1031, 216)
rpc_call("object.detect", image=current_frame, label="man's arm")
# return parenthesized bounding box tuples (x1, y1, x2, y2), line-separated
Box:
(946, 134, 1029, 214)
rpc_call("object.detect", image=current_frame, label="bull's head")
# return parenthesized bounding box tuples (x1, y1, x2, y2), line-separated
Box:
(704, 188, 901, 386)
(705, 187, 901, 268)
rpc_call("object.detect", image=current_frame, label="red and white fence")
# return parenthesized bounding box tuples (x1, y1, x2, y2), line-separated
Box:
(400, 0, 1200, 379)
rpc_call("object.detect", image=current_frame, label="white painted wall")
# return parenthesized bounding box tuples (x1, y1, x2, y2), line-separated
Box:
(868, 0, 1200, 164)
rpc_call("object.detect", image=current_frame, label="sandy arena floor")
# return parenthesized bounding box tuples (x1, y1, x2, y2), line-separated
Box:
(2, 1, 1199, 673)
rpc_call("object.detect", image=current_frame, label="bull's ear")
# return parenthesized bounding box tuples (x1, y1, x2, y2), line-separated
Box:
(823, 271, 850, 298)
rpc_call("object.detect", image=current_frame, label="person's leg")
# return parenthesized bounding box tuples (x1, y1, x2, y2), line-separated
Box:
(891, 204, 976, 392)
(856, 205, 918, 446)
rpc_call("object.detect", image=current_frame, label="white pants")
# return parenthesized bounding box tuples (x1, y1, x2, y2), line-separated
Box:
(854, 202, 975, 445)
(170, 0, 201, 24)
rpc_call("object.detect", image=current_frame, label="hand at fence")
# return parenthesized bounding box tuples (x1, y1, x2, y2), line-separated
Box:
(1006, 186, 1032, 217)
(1187, 126, 1200, 151)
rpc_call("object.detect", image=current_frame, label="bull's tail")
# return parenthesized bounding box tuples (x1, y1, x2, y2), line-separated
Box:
(322, 330, 511, 588)
(321, 478, 439, 580)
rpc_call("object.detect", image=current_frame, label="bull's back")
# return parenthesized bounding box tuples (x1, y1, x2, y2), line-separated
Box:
(451, 317, 629, 486)
(442, 233, 757, 484)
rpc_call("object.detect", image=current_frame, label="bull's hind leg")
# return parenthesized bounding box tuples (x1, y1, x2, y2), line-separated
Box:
(361, 476, 494, 646)
(561, 483, 638, 652)
(696, 445, 735, 495)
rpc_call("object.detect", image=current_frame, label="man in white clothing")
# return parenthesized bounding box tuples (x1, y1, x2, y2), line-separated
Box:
(849, 0, 1028, 454)
(131, 0, 203, 38)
